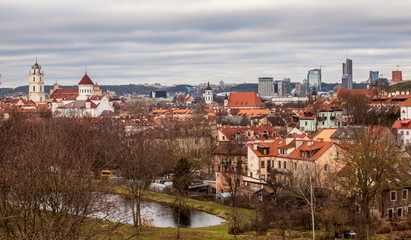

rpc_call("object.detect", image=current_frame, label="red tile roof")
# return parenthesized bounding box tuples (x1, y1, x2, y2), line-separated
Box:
(400, 98, 411, 107)
(337, 89, 376, 98)
(78, 73, 94, 85)
(219, 126, 276, 141)
(392, 119, 411, 129)
(226, 92, 264, 108)
(50, 88, 79, 100)
(249, 139, 334, 161)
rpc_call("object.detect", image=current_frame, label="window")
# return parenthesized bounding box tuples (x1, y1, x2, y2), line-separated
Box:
(407, 131, 410, 136)
(305, 122, 307, 126)
(324, 164, 329, 172)
(33, 86, 35, 91)
(397, 207, 403, 217)
(294, 162, 297, 169)
(408, 206, 411, 214)
(33, 77, 35, 81)
(261, 161, 265, 168)
(403, 189, 408, 200)
(278, 161, 282, 168)
(390, 191, 397, 201)
(388, 209, 393, 219)
(283, 161, 287, 169)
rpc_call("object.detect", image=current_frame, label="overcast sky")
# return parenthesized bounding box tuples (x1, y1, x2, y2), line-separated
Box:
(1, 0, 411, 87)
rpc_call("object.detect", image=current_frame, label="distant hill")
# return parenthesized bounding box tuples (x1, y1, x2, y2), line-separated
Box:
(228, 83, 258, 92)
(0, 84, 195, 97)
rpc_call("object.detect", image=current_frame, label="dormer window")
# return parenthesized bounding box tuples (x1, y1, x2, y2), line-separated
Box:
(278, 149, 286, 155)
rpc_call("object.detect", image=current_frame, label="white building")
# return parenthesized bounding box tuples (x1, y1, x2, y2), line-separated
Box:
(392, 98, 411, 146)
(51, 73, 114, 118)
(203, 82, 213, 104)
(28, 61, 46, 103)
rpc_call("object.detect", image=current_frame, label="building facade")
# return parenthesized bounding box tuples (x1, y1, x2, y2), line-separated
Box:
(258, 77, 274, 97)
(28, 61, 46, 103)
(392, 70, 403, 82)
(342, 58, 353, 90)
(307, 69, 321, 94)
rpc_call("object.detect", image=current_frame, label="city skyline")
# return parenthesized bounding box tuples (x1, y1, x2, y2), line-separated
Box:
(1, 0, 411, 87)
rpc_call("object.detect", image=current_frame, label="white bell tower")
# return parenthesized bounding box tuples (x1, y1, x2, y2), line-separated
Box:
(203, 82, 213, 104)
(28, 60, 46, 103)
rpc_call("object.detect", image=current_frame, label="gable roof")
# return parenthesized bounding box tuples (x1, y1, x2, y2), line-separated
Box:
(78, 73, 94, 85)
(50, 88, 78, 99)
(226, 92, 264, 108)
(249, 139, 335, 161)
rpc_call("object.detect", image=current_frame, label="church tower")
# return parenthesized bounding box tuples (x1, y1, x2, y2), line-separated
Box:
(77, 72, 94, 100)
(203, 82, 213, 104)
(28, 60, 46, 103)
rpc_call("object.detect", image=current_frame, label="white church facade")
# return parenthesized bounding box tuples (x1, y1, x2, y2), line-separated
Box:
(51, 73, 114, 118)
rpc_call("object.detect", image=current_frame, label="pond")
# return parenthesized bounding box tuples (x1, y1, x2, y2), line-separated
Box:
(92, 193, 226, 228)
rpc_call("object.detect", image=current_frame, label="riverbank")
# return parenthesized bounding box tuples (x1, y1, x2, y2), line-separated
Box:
(110, 185, 254, 220)
(96, 185, 408, 240)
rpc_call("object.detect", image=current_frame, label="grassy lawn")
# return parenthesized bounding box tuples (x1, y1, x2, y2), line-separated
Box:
(95, 185, 410, 240)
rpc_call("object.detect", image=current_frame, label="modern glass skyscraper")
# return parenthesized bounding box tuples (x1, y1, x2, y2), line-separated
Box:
(342, 58, 353, 89)
(258, 77, 274, 97)
(307, 69, 321, 94)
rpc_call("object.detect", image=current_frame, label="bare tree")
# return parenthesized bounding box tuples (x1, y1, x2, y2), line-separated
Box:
(172, 157, 193, 239)
(336, 127, 411, 240)
(0, 115, 127, 239)
(120, 131, 169, 227)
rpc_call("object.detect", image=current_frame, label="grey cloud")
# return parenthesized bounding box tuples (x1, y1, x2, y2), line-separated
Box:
(2, 0, 411, 87)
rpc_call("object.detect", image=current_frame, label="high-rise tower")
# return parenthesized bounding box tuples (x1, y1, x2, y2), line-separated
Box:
(342, 58, 353, 89)
(28, 60, 46, 103)
(307, 69, 321, 94)
(258, 77, 274, 97)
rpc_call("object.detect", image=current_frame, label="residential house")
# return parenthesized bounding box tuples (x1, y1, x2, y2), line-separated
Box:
(211, 142, 248, 173)
(297, 100, 343, 132)
(382, 187, 411, 220)
(247, 138, 342, 187)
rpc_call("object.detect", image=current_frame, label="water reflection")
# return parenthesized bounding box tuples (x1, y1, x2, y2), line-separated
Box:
(92, 194, 225, 228)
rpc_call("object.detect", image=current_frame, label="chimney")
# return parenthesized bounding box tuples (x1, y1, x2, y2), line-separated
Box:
(296, 140, 303, 148)
(253, 144, 258, 150)
(307, 141, 314, 146)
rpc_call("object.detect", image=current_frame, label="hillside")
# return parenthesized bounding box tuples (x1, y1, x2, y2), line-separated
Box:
(387, 80, 411, 92)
